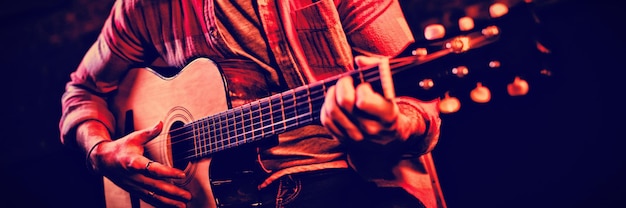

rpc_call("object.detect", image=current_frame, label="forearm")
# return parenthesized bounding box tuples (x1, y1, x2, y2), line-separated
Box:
(59, 81, 117, 151)
(76, 120, 113, 158)
(341, 0, 415, 57)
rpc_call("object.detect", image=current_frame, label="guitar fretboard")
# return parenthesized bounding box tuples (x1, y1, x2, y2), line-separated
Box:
(184, 80, 328, 160)
(165, 34, 480, 163)
(168, 58, 419, 163)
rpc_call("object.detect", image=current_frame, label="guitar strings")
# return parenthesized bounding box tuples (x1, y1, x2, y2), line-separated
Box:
(141, 28, 497, 163)
(145, 88, 327, 163)
(143, 58, 420, 164)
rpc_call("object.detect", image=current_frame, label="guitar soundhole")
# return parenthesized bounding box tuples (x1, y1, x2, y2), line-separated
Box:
(169, 120, 191, 170)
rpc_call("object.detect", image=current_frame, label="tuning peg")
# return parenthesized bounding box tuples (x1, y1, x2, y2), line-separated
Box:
(419, 79, 434, 90)
(481, 26, 500, 37)
(489, 60, 501, 68)
(411, 48, 428, 56)
(507, 76, 529, 96)
(489, 3, 509, 18)
(445, 36, 470, 53)
(540, 69, 552, 77)
(470, 82, 491, 103)
(424, 24, 446, 40)
(439, 91, 460, 114)
(458, 16, 475, 31)
(452, 66, 469, 78)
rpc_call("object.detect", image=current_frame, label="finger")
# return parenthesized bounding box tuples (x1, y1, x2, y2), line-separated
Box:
(335, 76, 355, 113)
(144, 191, 188, 208)
(125, 154, 158, 173)
(334, 77, 364, 141)
(321, 86, 347, 139)
(324, 83, 363, 141)
(357, 118, 385, 136)
(138, 175, 192, 202)
(128, 121, 164, 146)
(146, 160, 186, 179)
(354, 55, 382, 68)
(112, 174, 190, 207)
(354, 83, 398, 124)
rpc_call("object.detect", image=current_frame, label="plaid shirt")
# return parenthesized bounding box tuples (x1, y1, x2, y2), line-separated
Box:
(59, 0, 439, 205)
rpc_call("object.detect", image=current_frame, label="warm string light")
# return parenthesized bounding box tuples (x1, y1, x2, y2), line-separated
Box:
(424, 24, 446, 40)
(439, 91, 460, 114)
(414, 1, 550, 114)
(470, 82, 491, 103)
(458, 16, 475, 31)
(489, 3, 509, 18)
(507, 76, 529, 96)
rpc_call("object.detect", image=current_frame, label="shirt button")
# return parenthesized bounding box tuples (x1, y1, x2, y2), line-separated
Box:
(209, 29, 217, 38)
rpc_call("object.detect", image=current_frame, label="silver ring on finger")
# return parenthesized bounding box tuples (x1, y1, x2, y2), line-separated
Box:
(145, 160, 155, 172)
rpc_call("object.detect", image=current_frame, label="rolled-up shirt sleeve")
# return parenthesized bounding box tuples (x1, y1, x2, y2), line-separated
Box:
(396, 97, 441, 156)
(338, 0, 415, 57)
(59, 0, 150, 147)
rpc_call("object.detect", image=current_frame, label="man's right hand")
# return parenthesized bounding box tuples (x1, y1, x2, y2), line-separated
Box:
(80, 120, 192, 208)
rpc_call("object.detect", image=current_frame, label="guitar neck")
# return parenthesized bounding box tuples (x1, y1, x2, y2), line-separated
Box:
(170, 59, 418, 162)
(170, 26, 499, 162)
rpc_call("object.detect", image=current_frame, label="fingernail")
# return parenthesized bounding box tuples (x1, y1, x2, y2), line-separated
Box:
(350, 132, 363, 142)
(151, 121, 163, 134)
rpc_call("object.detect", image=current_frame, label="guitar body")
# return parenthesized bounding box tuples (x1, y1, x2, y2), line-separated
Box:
(108, 58, 263, 208)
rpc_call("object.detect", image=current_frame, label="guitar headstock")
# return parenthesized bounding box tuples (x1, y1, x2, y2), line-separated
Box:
(395, 0, 554, 114)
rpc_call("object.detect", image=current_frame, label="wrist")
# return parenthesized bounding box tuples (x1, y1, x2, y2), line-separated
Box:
(85, 139, 110, 173)
(76, 120, 113, 173)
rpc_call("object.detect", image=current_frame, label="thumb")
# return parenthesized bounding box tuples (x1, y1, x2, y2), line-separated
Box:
(128, 121, 163, 145)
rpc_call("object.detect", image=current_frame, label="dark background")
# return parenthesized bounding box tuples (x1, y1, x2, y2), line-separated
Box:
(1, 0, 624, 207)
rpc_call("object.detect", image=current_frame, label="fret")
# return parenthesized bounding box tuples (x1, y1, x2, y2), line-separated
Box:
(207, 119, 213, 154)
(283, 89, 298, 130)
(192, 121, 200, 157)
(270, 95, 283, 134)
(226, 110, 234, 147)
(239, 106, 247, 145)
(214, 113, 220, 152)
(222, 112, 230, 150)
(202, 119, 213, 155)
(279, 93, 287, 131)
(232, 108, 243, 146)
(309, 82, 326, 121)
(210, 114, 217, 153)
(218, 112, 226, 151)
(357, 69, 365, 83)
(251, 100, 263, 139)
(291, 89, 299, 126)
(199, 120, 206, 156)
(294, 86, 312, 124)
(199, 119, 206, 157)
(243, 103, 255, 141)
(260, 98, 272, 136)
